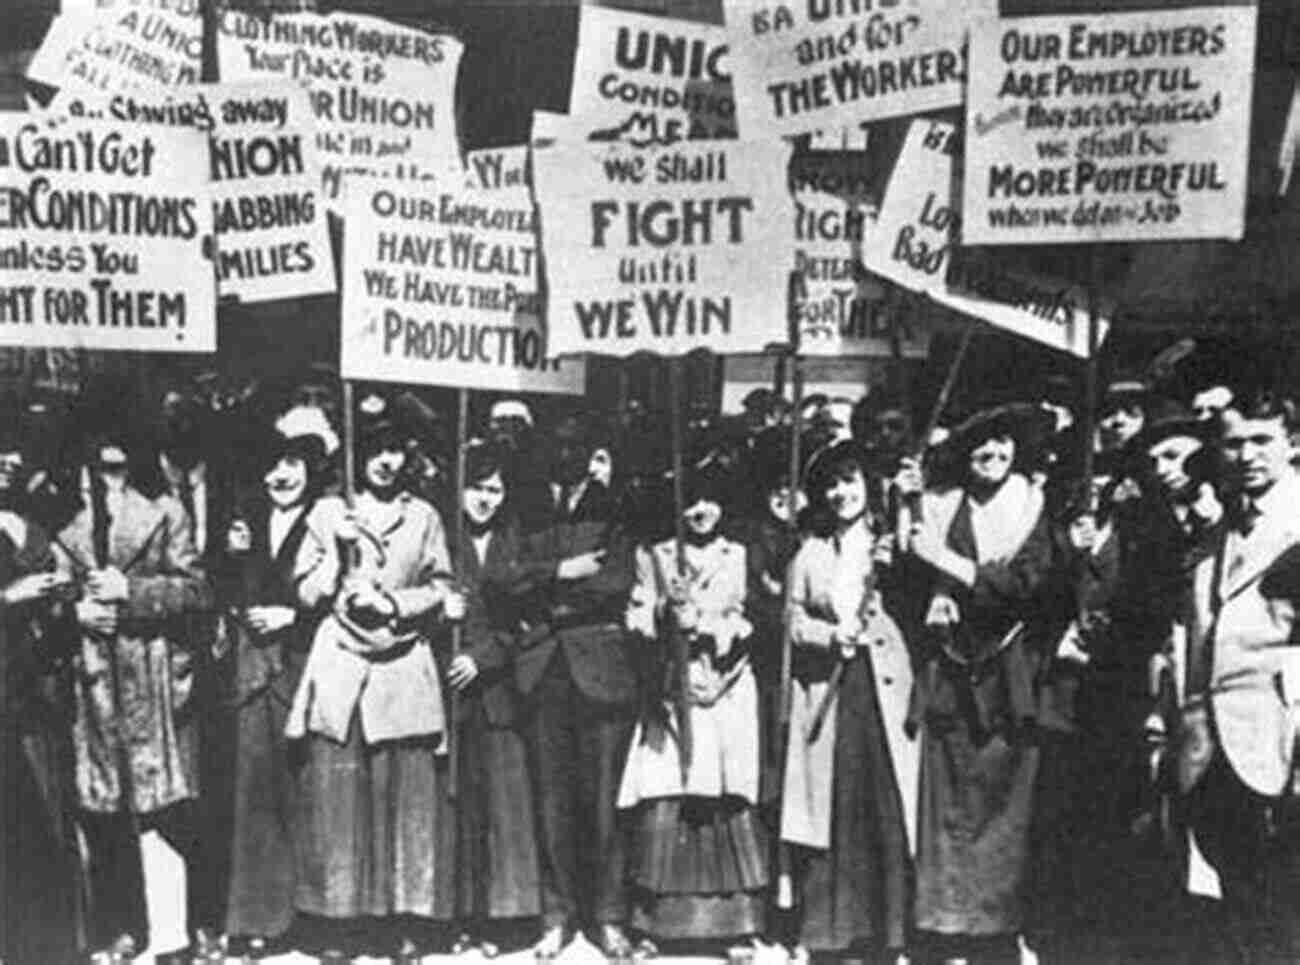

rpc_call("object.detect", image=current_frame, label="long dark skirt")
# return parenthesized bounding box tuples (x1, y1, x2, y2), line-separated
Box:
(915, 720, 1039, 936)
(628, 797, 768, 940)
(294, 721, 455, 920)
(798, 657, 911, 953)
(2, 735, 80, 965)
(225, 689, 297, 938)
(455, 703, 541, 922)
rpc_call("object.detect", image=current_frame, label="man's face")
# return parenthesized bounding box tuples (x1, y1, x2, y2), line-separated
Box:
(96, 445, 129, 491)
(1192, 385, 1233, 422)
(683, 498, 722, 537)
(1147, 435, 1202, 497)
(871, 408, 911, 456)
(489, 415, 530, 450)
(826, 468, 867, 522)
(1098, 402, 1145, 452)
(0, 450, 23, 495)
(552, 423, 589, 486)
(767, 485, 806, 524)
(1220, 411, 1293, 495)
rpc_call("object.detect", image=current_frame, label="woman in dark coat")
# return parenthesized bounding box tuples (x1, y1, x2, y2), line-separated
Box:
(448, 443, 541, 953)
(217, 409, 336, 956)
(904, 406, 1054, 965)
(779, 441, 918, 963)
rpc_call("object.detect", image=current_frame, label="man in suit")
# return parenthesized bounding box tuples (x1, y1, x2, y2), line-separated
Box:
(1176, 389, 1300, 964)
(507, 413, 638, 959)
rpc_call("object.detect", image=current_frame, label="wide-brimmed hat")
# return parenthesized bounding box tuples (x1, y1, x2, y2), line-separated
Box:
(944, 402, 1054, 459)
(1128, 397, 1206, 454)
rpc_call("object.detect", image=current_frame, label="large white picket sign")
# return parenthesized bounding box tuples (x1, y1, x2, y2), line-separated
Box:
(569, 7, 735, 144)
(724, 0, 969, 139)
(0, 115, 215, 352)
(218, 10, 464, 211)
(963, 6, 1257, 244)
(341, 174, 583, 395)
(533, 139, 794, 357)
(53, 83, 336, 304)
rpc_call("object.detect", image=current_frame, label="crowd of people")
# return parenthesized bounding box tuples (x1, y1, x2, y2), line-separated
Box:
(1, 347, 1299, 965)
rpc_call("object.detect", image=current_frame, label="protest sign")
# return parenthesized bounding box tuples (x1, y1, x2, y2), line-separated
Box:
(218, 10, 464, 211)
(341, 174, 584, 395)
(28, 6, 201, 93)
(723, 0, 968, 140)
(935, 254, 1108, 358)
(0, 115, 215, 352)
(465, 145, 530, 191)
(533, 138, 793, 357)
(791, 153, 927, 358)
(54, 82, 336, 304)
(862, 117, 958, 294)
(865, 118, 1106, 357)
(569, 7, 736, 144)
(963, 6, 1257, 244)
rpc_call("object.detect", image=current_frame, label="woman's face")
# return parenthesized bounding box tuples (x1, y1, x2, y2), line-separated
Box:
(969, 435, 1015, 488)
(463, 471, 506, 526)
(825, 466, 867, 522)
(588, 447, 613, 487)
(683, 497, 722, 537)
(265, 456, 308, 509)
(364, 444, 406, 492)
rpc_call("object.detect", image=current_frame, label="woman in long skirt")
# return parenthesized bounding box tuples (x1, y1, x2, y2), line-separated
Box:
(904, 405, 1054, 965)
(447, 444, 541, 952)
(287, 409, 466, 961)
(780, 440, 918, 964)
(618, 466, 768, 952)
(217, 411, 336, 957)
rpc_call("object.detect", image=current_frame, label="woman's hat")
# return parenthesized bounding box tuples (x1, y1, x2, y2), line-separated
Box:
(1127, 397, 1206, 454)
(943, 402, 1054, 459)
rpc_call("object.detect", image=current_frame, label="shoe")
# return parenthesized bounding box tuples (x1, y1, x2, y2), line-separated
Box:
(453, 933, 476, 956)
(192, 928, 227, 964)
(600, 924, 634, 963)
(633, 937, 659, 961)
(240, 937, 270, 964)
(480, 941, 501, 959)
(534, 925, 568, 961)
(91, 933, 137, 965)
(392, 936, 421, 964)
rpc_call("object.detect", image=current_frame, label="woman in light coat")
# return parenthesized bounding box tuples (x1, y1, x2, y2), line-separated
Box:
(618, 466, 767, 950)
(287, 412, 465, 961)
(780, 440, 918, 964)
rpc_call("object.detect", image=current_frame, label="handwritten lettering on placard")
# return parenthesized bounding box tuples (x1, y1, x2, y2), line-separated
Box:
(964, 7, 1256, 244)
(725, 0, 969, 139)
(534, 139, 792, 357)
(0, 117, 215, 352)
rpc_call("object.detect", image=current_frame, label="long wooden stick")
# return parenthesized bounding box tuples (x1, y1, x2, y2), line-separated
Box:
(448, 387, 468, 801)
(775, 347, 803, 911)
(667, 357, 692, 779)
(1081, 251, 1102, 507)
(342, 381, 357, 509)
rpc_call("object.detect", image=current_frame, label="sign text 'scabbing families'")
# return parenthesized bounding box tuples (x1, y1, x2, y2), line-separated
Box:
(0, 116, 215, 352)
(724, 0, 968, 139)
(964, 6, 1257, 244)
(218, 11, 463, 210)
(342, 174, 582, 395)
(569, 7, 736, 145)
(55, 82, 336, 304)
(533, 139, 793, 357)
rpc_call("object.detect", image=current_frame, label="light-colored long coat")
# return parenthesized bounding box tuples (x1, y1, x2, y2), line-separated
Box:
(56, 488, 211, 814)
(619, 535, 760, 806)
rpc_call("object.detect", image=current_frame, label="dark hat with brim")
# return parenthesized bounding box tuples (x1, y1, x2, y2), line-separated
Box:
(944, 402, 1053, 459)
(1128, 397, 1206, 454)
